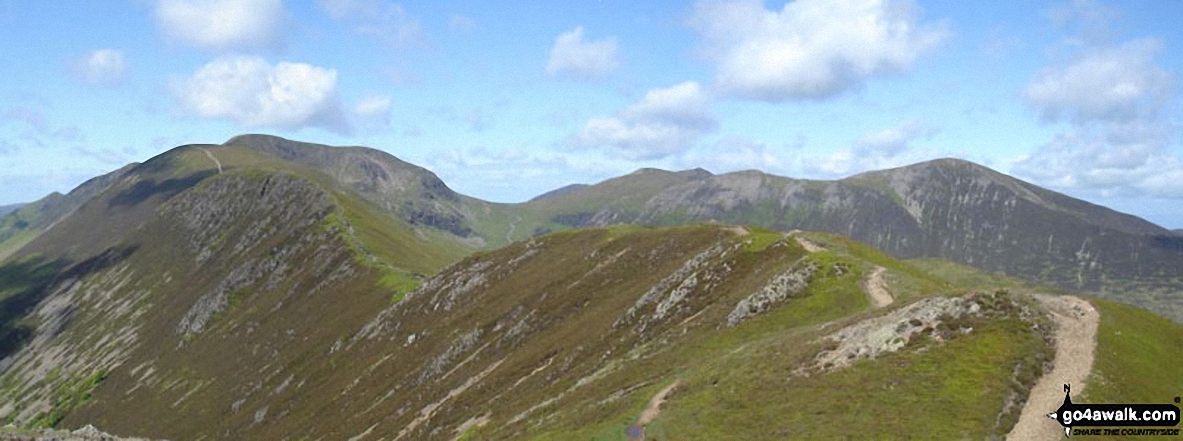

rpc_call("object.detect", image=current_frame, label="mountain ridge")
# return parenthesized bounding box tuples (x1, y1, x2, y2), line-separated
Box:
(0, 134, 1179, 439)
(3, 134, 1178, 321)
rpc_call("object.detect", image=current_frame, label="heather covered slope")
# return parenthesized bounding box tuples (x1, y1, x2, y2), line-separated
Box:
(0, 163, 1178, 439)
(0, 141, 469, 430)
(15, 135, 1174, 317)
(0, 135, 1179, 439)
(218, 134, 529, 250)
(0, 164, 136, 261)
(0, 205, 1078, 441)
(517, 159, 1183, 321)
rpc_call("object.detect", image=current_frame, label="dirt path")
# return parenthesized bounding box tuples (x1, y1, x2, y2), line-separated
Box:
(725, 225, 750, 236)
(199, 147, 223, 173)
(506, 215, 521, 243)
(1007, 295, 1099, 440)
(626, 380, 681, 441)
(787, 230, 824, 253)
(863, 266, 893, 308)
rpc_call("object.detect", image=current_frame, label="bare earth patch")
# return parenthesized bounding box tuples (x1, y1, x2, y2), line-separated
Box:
(1006, 295, 1098, 441)
(199, 147, 223, 173)
(788, 230, 825, 253)
(724, 225, 750, 236)
(864, 266, 893, 308)
(626, 380, 682, 441)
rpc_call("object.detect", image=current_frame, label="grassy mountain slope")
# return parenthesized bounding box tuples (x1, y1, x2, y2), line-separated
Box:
(220, 134, 526, 250)
(0, 142, 469, 430)
(0, 207, 1117, 439)
(517, 159, 1183, 321)
(0, 205, 21, 218)
(0, 135, 1178, 440)
(0, 165, 136, 261)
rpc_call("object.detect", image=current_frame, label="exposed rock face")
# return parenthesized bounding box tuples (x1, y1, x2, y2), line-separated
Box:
(0, 424, 162, 440)
(727, 259, 818, 326)
(163, 174, 337, 335)
(0, 166, 361, 434)
(806, 291, 1050, 373)
(223, 134, 474, 238)
(526, 158, 1183, 320)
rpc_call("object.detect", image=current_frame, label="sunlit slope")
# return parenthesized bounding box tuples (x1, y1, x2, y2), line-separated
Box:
(517, 159, 1183, 322)
(0, 142, 471, 431)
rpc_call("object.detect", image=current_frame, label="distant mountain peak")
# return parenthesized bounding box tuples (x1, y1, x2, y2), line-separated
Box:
(224, 133, 303, 148)
(626, 167, 672, 176)
(679, 167, 714, 180)
(624, 167, 714, 180)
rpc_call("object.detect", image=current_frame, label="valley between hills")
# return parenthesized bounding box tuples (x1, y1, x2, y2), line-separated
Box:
(0, 135, 1179, 440)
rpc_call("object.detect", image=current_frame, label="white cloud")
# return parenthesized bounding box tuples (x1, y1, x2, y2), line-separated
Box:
(851, 119, 934, 158)
(1013, 125, 1183, 198)
(687, 0, 947, 101)
(354, 94, 392, 118)
(155, 0, 286, 51)
(811, 119, 936, 175)
(1016, 32, 1181, 199)
(568, 81, 718, 160)
(318, 0, 423, 47)
(678, 136, 788, 173)
(76, 49, 127, 85)
(175, 56, 349, 133)
(545, 26, 620, 81)
(353, 94, 392, 130)
(1024, 38, 1171, 124)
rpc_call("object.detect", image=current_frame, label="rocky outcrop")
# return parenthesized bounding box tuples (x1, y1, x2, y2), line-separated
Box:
(0, 424, 163, 441)
(805, 291, 1050, 373)
(726, 259, 818, 326)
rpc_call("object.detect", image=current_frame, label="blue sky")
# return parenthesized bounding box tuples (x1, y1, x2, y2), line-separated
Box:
(1, 0, 1182, 228)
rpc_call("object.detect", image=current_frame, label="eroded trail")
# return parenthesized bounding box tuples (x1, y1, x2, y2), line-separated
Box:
(788, 230, 824, 253)
(1007, 295, 1099, 440)
(626, 380, 682, 441)
(505, 215, 521, 243)
(864, 266, 893, 308)
(199, 147, 223, 173)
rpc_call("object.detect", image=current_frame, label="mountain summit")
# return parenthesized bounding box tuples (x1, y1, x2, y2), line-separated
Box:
(0, 135, 1179, 439)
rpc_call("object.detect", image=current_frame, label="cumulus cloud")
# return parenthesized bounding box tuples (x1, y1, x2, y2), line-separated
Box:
(319, 0, 424, 47)
(687, 0, 947, 101)
(1024, 39, 1171, 124)
(811, 119, 936, 175)
(353, 94, 392, 129)
(1017, 32, 1180, 199)
(568, 81, 717, 160)
(545, 26, 620, 81)
(1014, 125, 1183, 198)
(155, 0, 286, 51)
(354, 94, 392, 118)
(851, 119, 934, 158)
(175, 56, 349, 133)
(75, 49, 127, 85)
(678, 136, 788, 173)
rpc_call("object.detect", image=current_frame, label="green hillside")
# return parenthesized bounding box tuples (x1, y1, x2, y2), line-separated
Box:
(0, 136, 1178, 440)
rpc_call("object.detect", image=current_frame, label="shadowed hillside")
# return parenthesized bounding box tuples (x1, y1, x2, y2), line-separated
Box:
(0, 135, 1179, 440)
